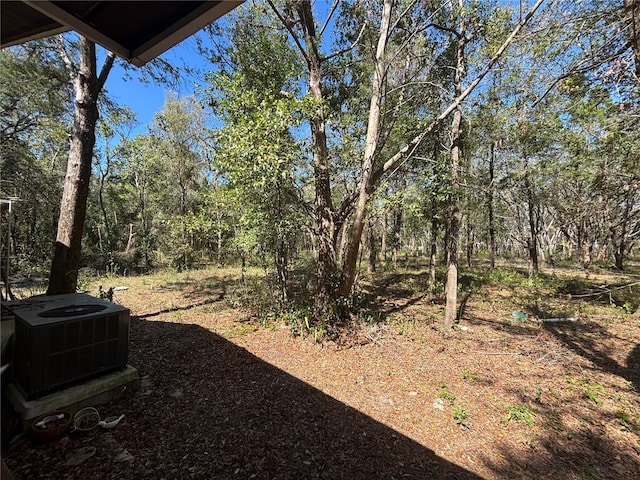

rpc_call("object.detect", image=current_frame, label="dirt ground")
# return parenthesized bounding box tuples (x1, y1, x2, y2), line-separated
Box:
(3, 262, 639, 479)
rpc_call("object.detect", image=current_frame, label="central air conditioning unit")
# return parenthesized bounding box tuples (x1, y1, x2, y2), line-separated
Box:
(8, 293, 130, 400)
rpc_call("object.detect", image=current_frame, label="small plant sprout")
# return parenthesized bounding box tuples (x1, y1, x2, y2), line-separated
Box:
(462, 370, 479, 383)
(453, 405, 469, 428)
(504, 404, 536, 426)
(534, 382, 543, 403)
(439, 384, 456, 406)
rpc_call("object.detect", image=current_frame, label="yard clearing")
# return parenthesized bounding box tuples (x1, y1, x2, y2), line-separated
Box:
(3, 263, 639, 479)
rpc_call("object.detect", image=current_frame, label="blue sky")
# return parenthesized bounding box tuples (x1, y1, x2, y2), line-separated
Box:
(103, 35, 208, 132)
(101, 1, 338, 135)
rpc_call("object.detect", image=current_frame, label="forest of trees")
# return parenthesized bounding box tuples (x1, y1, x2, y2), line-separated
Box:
(1, 0, 638, 324)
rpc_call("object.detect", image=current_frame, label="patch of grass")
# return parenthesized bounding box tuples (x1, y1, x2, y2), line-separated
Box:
(386, 315, 417, 337)
(567, 375, 606, 405)
(283, 308, 328, 343)
(481, 267, 532, 288)
(613, 301, 634, 314)
(223, 323, 259, 339)
(503, 404, 536, 426)
(616, 409, 640, 437)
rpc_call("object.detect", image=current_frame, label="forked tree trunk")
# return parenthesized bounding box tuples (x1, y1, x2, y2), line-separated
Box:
(275, 0, 545, 312)
(338, 0, 394, 298)
(48, 37, 114, 295)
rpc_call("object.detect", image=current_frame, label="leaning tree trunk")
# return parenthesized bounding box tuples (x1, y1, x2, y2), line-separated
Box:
(338, 0, 393, 298)
(47, 36, 114, 295)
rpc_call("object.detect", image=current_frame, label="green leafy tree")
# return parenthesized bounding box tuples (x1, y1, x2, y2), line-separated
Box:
(0, 45, 71, 274)
(205, 9, 307, 301)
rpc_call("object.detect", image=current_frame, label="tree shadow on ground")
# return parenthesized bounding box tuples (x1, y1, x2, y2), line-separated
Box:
(481, 415, 640, 479)
(480, 382, 640, 479)
(543, 320, 640, 389)
(135, 298, 226, 320)
(4, 317, 481, 480)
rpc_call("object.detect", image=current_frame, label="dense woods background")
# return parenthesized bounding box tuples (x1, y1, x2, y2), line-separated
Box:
(1, 0, 638, 322)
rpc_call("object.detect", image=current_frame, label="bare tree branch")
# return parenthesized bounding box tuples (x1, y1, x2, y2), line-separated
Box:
(322, 23, 367, 62)
(319, 0, 340, 38)
(97, 52, 116, 93)
(266, 0, 309, 65)
(54, 35, 76, 80)
(370, 0, 547, 190)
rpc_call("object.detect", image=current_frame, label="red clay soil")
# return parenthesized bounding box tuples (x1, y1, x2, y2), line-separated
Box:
(2, 266, 639, 479)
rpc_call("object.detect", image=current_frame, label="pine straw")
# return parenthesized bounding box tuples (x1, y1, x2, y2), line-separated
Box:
(4, 267, 640, 479)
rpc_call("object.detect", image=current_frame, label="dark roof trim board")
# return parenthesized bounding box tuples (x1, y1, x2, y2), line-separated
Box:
(1, 1, 244, 66)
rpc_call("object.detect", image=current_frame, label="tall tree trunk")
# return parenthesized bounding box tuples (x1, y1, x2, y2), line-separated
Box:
(125, 223, 135, 253)
(523, 157, 539, 277)
(294, 0, 336, 308)
(612, 191, 632, 270)
(465, 219, 473, 268)
(28, 204, 38, 255)
(136, 171, 151, 272)
(274, 182, 288, 302)
(390, 203, 403, 270)
(338, 0, 394, 298)
(488, 141, 497, 269)
(217, 225, 223, 266)
(48, 37, 114, 295)
(429, 215, 438, 288)
(366, 221, 376, 274)
(444, 0, 467, 329)
(381, 208, 388, 264)
(98, 166, 111, 252)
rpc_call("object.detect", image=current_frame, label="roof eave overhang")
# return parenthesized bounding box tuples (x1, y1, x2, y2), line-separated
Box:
(2, 1, 244, 67)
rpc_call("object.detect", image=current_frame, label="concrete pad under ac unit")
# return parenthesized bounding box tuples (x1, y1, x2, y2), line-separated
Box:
(6, 365, 138, 422)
